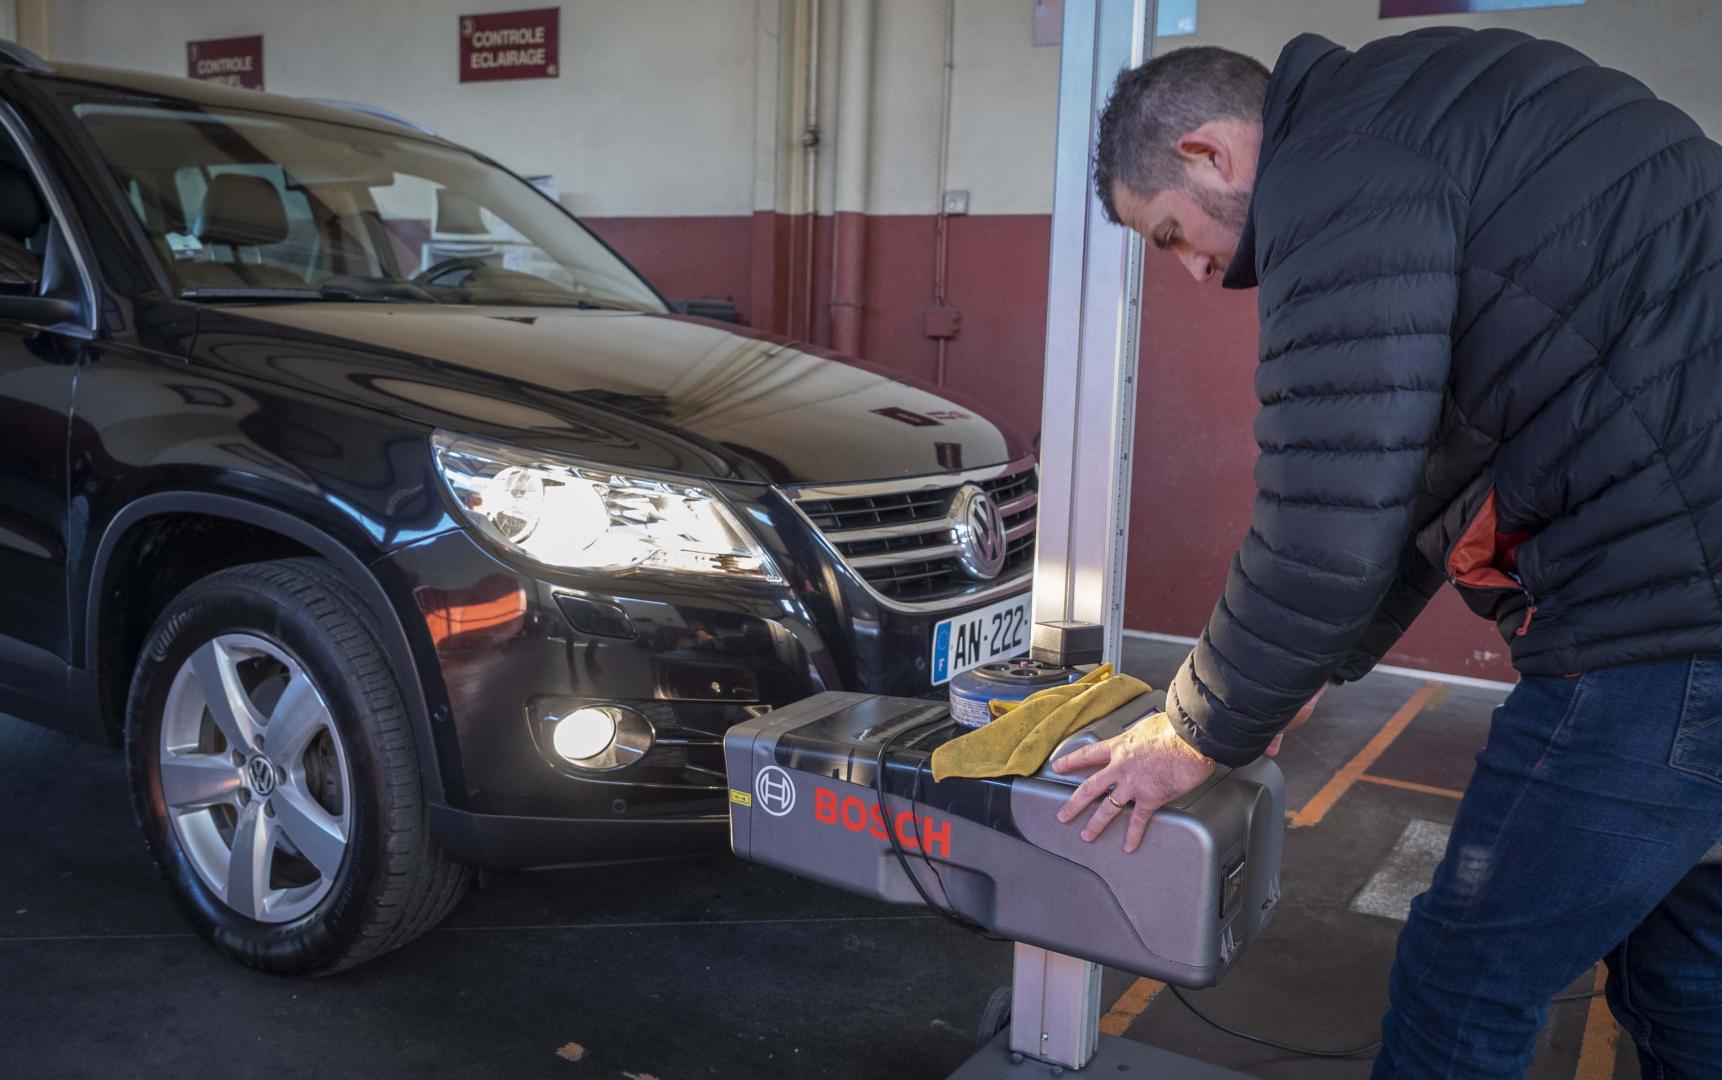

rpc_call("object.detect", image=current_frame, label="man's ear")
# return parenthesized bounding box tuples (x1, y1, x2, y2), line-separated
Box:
(1175, 121, 1238, 185)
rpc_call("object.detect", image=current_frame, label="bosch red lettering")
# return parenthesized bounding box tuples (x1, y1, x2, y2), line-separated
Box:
(867, 804, 889, 841)
(893, 810, 921, 851)
(814, 786, 838, 824)
(810, 786, 954, 856)
(840, 796, 867, 833)
(919, 816, 952, 859)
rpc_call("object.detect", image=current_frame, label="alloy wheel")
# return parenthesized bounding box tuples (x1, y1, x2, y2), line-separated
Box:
(156, 633, 352, 923)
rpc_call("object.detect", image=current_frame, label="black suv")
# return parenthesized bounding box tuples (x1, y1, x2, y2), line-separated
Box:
(0, 47, 1036, 972)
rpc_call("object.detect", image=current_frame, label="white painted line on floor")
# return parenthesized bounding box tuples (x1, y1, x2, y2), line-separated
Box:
(1350, 818, 1451, 922)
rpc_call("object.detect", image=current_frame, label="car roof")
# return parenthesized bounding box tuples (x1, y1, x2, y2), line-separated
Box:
(20, 57, 454, 145)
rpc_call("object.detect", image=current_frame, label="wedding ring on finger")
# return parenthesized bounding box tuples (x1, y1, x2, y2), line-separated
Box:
(1105, 793, 1126, 809)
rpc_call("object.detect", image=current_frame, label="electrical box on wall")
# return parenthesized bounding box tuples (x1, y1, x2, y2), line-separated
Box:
(924, 305, 962, 340)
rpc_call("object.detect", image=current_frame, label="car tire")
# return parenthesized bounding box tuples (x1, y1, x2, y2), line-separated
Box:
(126, 557, 472, 975)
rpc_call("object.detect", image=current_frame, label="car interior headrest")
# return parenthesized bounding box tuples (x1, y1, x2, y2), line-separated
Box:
(0, 163, 46, 241)
(196, 173, 289, 247)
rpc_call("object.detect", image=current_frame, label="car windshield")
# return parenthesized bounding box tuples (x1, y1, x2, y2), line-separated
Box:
(72, 100, 666, 311)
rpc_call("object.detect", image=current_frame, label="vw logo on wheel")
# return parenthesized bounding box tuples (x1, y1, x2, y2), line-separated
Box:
(754, 765, 796, 817)
(246, 755, 278, 797)
(951, 485, 1008, 581)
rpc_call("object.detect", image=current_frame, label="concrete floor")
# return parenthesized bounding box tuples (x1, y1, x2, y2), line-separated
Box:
(0, 637, 1642, 1079)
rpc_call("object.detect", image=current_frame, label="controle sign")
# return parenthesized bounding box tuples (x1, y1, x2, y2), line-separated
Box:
(460, 7, 559, 82)
(186, 35, 263, 90)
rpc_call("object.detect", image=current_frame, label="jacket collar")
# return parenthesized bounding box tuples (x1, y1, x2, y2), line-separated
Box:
(1223, 34, 1347, 290)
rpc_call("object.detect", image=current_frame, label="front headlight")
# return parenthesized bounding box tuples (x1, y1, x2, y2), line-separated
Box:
(431, 431, 782, 582)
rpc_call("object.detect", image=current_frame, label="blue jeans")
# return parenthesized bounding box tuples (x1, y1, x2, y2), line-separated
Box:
(1374, 656, 1722, 1078)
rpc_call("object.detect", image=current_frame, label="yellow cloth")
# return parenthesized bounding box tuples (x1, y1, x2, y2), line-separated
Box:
(930, 664, 1151, 781)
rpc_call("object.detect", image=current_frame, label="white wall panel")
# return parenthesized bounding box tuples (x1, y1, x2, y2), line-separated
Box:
(859, 0, 947, 215)
(944, 0, 1060, 216)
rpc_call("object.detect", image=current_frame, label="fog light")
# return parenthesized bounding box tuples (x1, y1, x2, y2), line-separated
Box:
(552, 707, 619, 762)
(532, 700, 655, 771)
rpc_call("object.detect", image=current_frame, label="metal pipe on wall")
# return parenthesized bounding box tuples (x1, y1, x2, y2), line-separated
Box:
(932, 0, 956, 385)
(796, 0, 822, 343)
(828, 0, 873, 357)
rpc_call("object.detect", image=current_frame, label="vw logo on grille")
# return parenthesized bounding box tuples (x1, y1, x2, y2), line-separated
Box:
(952, 485, 1007, 581)
(246, 755, 278, 797)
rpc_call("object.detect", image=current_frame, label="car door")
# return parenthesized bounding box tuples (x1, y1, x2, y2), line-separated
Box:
(0, 106, 94, 730)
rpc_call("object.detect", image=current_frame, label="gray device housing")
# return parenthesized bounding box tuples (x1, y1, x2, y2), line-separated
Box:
(724, 690, 1285, 987)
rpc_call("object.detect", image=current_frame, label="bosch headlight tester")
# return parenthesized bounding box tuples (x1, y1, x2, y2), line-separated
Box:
(724, 2, 1280, 1075)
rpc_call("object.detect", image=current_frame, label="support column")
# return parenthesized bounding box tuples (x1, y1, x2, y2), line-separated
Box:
(1012, 0, 1155, 1070)
(1031, 0, 1153, 659)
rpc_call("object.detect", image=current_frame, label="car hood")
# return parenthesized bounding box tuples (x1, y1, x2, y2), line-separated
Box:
(189, 304, 1030, 485)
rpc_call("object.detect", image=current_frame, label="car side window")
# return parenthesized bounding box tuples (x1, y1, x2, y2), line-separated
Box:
(0, 142, 52, 294)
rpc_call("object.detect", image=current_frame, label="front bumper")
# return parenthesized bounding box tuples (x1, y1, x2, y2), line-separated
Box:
(375, 485, 1028, 869)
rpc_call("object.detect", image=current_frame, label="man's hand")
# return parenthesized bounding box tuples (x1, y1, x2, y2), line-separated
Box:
(1051, 710, 1217, 853)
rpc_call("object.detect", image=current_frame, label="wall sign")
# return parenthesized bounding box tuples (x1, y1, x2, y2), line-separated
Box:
(186, 35, 264, 90)
(460, 7, 560, 83)
(1382, 0, 1584, 15)
(1158, 0, 1198, 37)
(1033, 0, 1197, 47)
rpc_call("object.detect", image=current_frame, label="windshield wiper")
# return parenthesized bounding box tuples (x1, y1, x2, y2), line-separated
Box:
(469, 296, 641, 312)
(179, 283, 435, 304)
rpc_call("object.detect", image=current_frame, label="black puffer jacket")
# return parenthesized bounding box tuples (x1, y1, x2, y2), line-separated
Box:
(1166, 28, 1722, 767)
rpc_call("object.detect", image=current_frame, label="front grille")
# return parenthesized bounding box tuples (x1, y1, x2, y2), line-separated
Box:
(790, 461, 1037, 606)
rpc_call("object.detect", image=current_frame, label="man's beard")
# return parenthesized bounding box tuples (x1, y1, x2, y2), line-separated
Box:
(1192, 185, 1251, 236)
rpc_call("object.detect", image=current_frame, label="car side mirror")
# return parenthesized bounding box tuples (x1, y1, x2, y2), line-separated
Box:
(0, 294, 81, 327)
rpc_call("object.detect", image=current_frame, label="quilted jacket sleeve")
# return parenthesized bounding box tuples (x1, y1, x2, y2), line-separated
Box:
(1165, 137, 1466, 766)
(1329, 540, 1448, 684)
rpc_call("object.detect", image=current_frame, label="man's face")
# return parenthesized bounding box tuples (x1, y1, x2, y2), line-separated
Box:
(1113, 183, 1250, 282)
(1110, 120, 1261, 283)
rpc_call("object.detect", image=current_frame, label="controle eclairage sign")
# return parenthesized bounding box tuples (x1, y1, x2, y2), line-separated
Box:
(186, 35, 264, 90)
(460, 7, 560, 82)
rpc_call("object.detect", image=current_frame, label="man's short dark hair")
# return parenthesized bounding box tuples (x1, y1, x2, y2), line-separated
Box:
(1094, 47, 1270, 224)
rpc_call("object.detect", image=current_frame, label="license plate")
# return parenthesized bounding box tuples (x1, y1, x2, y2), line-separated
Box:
(930, 592, 1031, 686)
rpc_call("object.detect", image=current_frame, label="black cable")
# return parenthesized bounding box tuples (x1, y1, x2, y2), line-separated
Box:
(873, 715, 1007, 942)
(1168, 985, 1607, 1061)
(1170, 987, 1382, 1059)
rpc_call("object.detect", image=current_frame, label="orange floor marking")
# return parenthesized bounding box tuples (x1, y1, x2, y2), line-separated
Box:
(1356, 774, 1465, 800)
(1290, 681, 1447, 828)
(1099, 976, 1167, 1036)
(1575, 965, 1619, 1079)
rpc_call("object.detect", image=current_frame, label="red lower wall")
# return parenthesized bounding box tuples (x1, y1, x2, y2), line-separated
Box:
(581, 211, 1513, 681)
(582, 216, 755, 317)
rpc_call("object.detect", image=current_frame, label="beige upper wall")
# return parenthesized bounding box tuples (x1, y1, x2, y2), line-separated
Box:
(49, 0, 761, 218)
(45, 0, 1064, 218)
(39, 0, 1722, 218)
(947, 0, 1061, 216)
